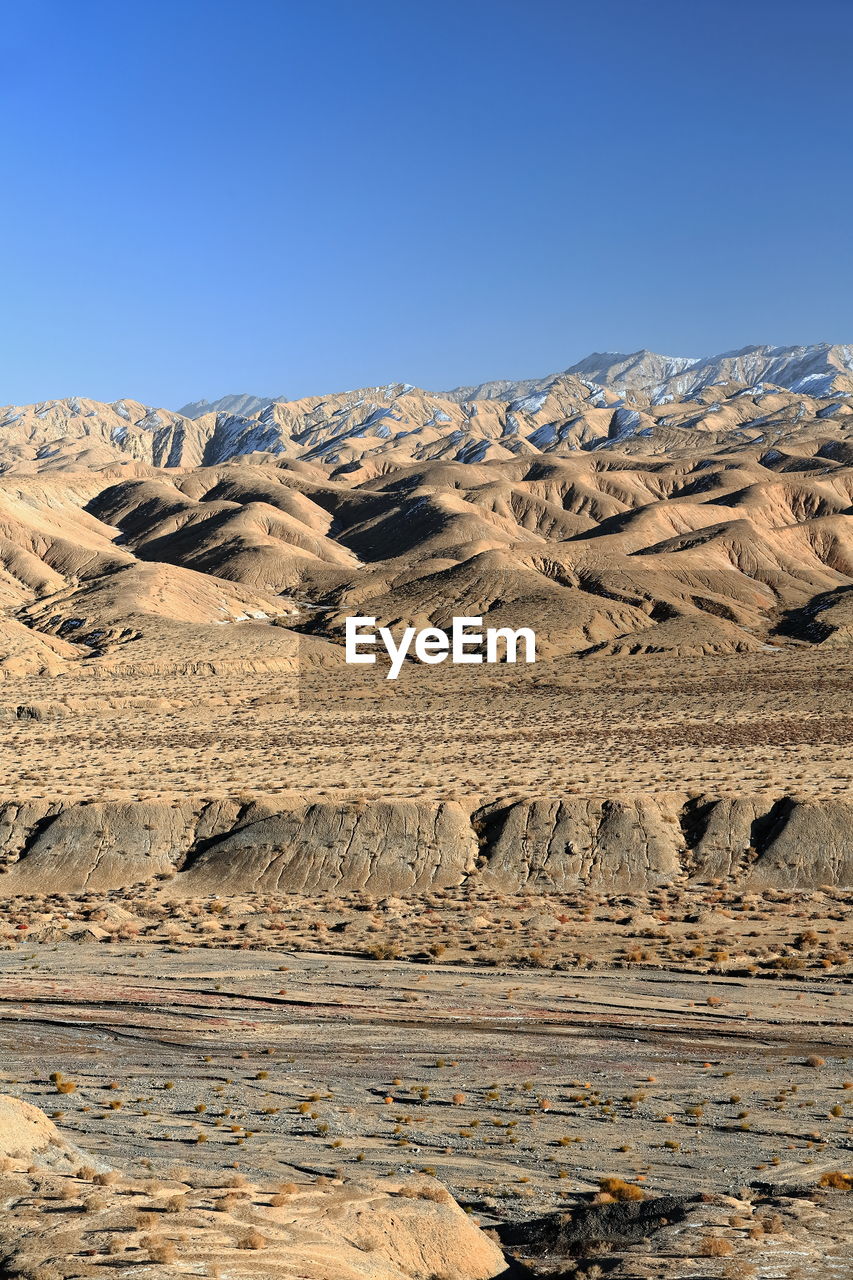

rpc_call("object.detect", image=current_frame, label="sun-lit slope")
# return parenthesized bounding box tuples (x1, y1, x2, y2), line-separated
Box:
(87, 477, 360, 592)
(0, 473, 304, 675)
(630, 516, 851, 591)
(288, 450, 853, 657)
(175, 464, 339, 530)
(0, 475, 138, 668)
(0, 616, 79, 676)
(309, 550, 659, 657)
(0, 477, 133, 588)
(0, 1095, 506, 1280)
(20, 560, 286, 631)
(16, 562, 302, 675)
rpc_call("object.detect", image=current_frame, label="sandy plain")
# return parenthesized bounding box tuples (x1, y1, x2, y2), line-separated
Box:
(1, 650, 851, 805)
(0, 650, 851, 1278)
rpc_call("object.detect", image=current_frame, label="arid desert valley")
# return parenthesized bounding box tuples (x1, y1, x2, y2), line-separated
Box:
(0, 346, 851, 1279)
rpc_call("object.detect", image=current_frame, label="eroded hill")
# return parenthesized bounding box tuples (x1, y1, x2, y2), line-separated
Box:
(0, 439, 849, 677)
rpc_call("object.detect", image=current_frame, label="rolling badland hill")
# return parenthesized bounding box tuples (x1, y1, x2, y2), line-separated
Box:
(0, 342, 851, 677)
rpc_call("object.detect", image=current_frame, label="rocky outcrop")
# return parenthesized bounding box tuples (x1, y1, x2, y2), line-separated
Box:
(0, 1097, 506, 1280)
(473, 796, 685, 890)
(0, 799, 250, 895)
(320, 1182, 506, 1280)
(680, 794, 853, 886)
(475, 793, 853, 889)
(0, 1095, 109, 1172)
(679, 794, 765, 879)
(178, 800, 479, 895)
(742, 797, 853, 887)
(0, 793, 849, 896)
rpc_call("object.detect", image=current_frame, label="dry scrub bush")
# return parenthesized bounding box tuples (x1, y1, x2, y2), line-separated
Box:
(598, 1177, 644, 1201)
(238, 1230, 268, 1250)
(397, 1183, 450, 1203)
(146, 1237, 177, 1263)
(700, 1237, 735, 1256)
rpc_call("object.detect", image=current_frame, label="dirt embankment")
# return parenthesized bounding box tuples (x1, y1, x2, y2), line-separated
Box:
(0, 793, 850, 896)
(0, 1094, 506, 1280)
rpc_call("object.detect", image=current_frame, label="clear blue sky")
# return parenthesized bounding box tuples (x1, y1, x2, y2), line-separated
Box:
(2, 0, 851, 407)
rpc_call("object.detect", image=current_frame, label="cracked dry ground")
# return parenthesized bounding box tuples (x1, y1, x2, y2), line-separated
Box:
(0, 944, 851, 1276)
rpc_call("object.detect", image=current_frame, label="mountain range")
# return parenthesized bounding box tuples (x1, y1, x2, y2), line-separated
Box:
(1, 344, 852, 479)
(0, 342, 851, 677)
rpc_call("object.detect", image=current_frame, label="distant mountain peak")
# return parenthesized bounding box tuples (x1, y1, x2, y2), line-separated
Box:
(175, 345, 853, 419)
(178, 392, 284, 420)
(562, 343, 853, 404)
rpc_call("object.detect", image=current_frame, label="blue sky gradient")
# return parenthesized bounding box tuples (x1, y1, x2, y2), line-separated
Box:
(2, 0, 852, 406)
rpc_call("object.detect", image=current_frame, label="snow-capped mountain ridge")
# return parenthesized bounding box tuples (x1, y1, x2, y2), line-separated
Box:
(563, 343, 853, 404)
(178, 392, 285, 420)
(440, 344, 853, 407)
(2, 344, 853, 476)
(174, 345, 853, 421)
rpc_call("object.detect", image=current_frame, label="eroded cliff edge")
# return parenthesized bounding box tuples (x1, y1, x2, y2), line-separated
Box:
(0, 793, 849, 895)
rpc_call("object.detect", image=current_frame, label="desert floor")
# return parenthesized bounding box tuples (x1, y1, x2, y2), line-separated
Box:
(0, 650, 851, 1276)
(1, 649, 851, 804)
(2, 942, 851, 1214)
